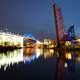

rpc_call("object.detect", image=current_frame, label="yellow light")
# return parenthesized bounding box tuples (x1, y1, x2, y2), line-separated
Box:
(40, 42, 43, 44)
(36, 49, 43, 57)
(65, 52, 72, 60)
(49, 41, 51, 44)
(76, 57, 80, 63)
(0, 32, 23, 47)
(65, 41, 71, 46)
(0, 49, 23, 67)
(50, 49, 54, 55)
(76, 39, 80, 42)
(51, 45, 54, 47)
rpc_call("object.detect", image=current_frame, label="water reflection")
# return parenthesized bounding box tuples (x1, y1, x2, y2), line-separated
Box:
(43, 49, 54, 58)
(0, 48, 55, 70)
(0, 48, 80, 79)
(55, 50, 65, 80)
(56, 51, 78, 80)
(0, 49, 23, 70)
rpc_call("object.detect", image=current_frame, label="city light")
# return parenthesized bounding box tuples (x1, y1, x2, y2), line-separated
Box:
(76, 56, 80, 63)
(0, 49, 23, 69)
(64, 63, 68, 68)
(0, 32, 23, 47)
(36, 40, 41, 44)
(65, 52, 72, 60)
(36, 49, 43, 58)
(65, 41, 71, 46)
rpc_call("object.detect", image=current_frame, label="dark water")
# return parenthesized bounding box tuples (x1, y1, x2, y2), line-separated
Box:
(0, 48, 80, 80)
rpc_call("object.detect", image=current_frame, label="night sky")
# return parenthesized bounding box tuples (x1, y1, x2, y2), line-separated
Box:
(0, 0, 80, 40)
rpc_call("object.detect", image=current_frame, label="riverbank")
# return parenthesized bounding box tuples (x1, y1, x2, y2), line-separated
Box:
(0, 46, 22, 52)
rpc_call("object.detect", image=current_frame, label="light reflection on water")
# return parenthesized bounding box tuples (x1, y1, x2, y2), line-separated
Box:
(0, 48, 55, 70)
(0, 48, 80, 80)
(0, 49, 23, 70)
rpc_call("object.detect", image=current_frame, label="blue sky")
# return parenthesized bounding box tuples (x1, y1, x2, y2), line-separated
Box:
(55, 0, 80, 37)
(0, 0, 80, 40)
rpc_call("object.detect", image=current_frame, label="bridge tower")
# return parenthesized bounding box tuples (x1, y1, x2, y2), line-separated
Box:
(53, 4, 64, 48)
(53, 4, 75, 80)
(53, 3, 65, 80)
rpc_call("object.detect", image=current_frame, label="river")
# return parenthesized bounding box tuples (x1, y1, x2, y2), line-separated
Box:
(0, 48, 80, 80)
